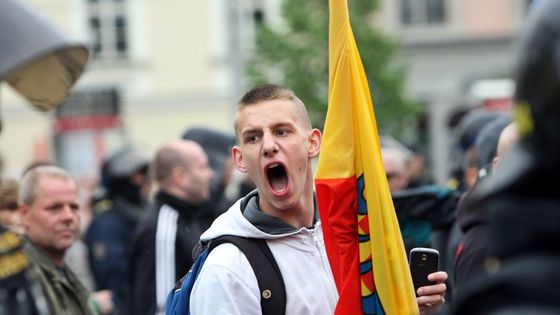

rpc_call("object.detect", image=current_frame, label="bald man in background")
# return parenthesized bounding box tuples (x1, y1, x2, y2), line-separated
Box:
(492, 122, 519, 171)
(128, 140, 214, 315)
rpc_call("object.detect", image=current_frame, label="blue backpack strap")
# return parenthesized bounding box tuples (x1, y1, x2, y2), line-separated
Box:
(165, 236, 286, 315)
(165, 249, 210, 315)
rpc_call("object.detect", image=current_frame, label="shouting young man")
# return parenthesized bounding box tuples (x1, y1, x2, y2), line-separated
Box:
(190, 84, 446, 314)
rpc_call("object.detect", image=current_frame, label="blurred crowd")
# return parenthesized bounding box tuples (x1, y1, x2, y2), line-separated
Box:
(0, 126, 256, 314)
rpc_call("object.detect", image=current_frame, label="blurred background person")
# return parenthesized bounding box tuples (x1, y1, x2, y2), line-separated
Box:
(85, 146, 151, 313)
(492, 122, 518, 171)
(382, 142, 459, 255)
(0, 0, 89, 312)
(382, 137, 459, 313)
(0, 178, 23, 234)
(0, 224, 51, 315)
(182, 127, 255, 216)
(405, 144, 434, 189)
(435, 110, 509, 304)
(453, 116, 513, 294)
(452, 1, 560, 313)
(19, 166, 103, 314)
(128, 140, 213, 315)
(472, 116, 513, 179)
(451, 110, 504, 192)
(20, 161, 101, 299)
(382, 145, 411, 193)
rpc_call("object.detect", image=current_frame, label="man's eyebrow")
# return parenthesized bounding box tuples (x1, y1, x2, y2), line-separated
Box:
(46, 202, 63, 208)
(240, 121, 295, 136)
(240, 128, 260, 136)
(46, 201, 80, 208)
(272, 122, 295, 129)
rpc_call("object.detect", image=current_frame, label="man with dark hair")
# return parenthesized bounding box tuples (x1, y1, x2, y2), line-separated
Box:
(129, 140, 214, 315)
(189, 84, 447, 314)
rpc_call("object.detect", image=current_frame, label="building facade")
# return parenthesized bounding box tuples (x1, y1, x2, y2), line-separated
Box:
(1, 0, 530, 185)
(1, 0, 269, 181)
(378, 0, 528, 183)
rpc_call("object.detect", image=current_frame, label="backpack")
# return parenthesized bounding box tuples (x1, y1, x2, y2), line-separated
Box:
(165, 235, 286, 315)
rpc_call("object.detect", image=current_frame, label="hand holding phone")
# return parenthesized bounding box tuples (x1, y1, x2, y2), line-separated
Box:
(409, 247, 439, 295)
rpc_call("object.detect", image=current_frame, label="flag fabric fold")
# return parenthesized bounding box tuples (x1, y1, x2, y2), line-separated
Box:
(315, 0, 418, 314)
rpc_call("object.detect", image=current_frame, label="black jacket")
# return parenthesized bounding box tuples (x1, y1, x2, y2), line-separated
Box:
(453, 187, 489, 293)
(452, 195, 560, 314)
(86, 195, 146, 310)
(127, 191, 213, 315)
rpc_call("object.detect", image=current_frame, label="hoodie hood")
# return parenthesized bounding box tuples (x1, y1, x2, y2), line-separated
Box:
(200, 190, 318, 242)
(456, 188, 486, 234)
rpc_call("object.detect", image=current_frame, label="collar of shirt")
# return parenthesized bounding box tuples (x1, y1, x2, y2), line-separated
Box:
(240, 189, 318, 235)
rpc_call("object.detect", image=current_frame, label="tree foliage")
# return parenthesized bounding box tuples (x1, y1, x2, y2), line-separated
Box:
(247, 0, 421, 136)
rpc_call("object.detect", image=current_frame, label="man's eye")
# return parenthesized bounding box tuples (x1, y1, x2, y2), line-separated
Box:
(277, 129, 289, 136)
(246, 135, 258, 143)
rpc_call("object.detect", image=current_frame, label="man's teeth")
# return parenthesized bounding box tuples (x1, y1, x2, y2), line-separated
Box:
(268, 163, 279, 169)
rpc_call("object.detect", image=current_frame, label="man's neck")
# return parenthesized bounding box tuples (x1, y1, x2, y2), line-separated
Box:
(26, 237, 67, 267)
(258, 193, 314, 229)
(160, 185, 188, 202)
(45, 250, 66, 268)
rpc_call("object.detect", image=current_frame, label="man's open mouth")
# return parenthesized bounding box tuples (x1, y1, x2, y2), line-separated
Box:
(266, 163, 288, 192)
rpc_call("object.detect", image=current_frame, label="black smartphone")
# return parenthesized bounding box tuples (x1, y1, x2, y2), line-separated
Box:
(409, 247, 439, 294)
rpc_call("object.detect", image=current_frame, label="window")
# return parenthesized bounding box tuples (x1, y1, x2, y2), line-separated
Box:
(252, 0, 265, 25)
(253, 9, 264, 25)
(401, 0, 446, 26)
(87, 0, 128, 59)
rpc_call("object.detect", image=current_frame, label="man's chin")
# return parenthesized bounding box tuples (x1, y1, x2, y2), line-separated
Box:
(267, 194, 299, 211)
(56, 237, 77, 249)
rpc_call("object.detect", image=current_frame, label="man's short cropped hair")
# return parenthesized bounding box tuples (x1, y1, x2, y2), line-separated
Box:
(19, 166, 75, 206)
(234, 84, 312, 134)
(152, 144, 186, 185)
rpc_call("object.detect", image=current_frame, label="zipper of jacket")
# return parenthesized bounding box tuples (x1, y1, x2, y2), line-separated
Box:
(310, 228, 339, 302)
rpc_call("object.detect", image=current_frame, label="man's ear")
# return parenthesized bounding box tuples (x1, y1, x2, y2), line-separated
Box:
(19, 204, 30, 230)
(308, 128, 322, 158)
(492, 156, 500, 171)
(232, 146, 248, 173)
(170, 166, 186, 186)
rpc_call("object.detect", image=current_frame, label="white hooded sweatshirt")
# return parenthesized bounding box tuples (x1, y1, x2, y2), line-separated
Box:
(190, 191, 338, 315)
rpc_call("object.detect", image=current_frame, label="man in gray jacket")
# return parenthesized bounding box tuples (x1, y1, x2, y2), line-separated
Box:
(19, 166, 95, 315)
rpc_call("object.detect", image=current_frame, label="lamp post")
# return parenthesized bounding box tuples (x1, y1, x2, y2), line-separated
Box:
(0, 0, 89, 129)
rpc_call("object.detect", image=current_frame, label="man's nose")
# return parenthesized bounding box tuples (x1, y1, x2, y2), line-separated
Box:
(59, 205, 77, 221)
(262, 133, 279, 157)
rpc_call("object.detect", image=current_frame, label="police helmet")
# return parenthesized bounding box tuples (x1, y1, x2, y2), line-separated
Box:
(514, 0, 560, 159)
(102, 146, 151, 180)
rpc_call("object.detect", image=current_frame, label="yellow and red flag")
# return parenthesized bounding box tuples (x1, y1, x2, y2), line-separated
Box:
(315, 0, 418, 314)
